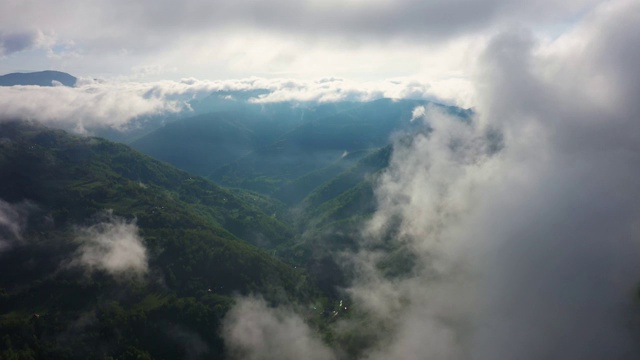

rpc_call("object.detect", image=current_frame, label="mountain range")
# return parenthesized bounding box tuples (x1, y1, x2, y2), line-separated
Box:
(0, 71, 77, 87)
(0, 74, 471, 358)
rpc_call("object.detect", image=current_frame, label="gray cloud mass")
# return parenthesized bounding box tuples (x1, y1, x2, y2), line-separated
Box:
(0, 30, 42, 56)
(222, 1, 640, 359)
(0, 77, 445, 133)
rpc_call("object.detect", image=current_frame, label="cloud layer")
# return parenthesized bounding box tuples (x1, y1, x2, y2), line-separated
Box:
(0, 77, 451, 134)
(0, 0, 600, 83)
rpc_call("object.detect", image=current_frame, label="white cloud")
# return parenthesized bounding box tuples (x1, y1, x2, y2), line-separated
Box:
(0, 82, 175, 133)
(223, 297, 335, 360)
(0, 77, 459, 134)
(0, 31, 38, 56)
(69, 211, 148, 278)
(409, 105, 426, 122)
(348, 106, 487, 359)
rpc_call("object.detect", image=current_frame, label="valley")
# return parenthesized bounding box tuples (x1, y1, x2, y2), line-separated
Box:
(0, 95, 448, 359)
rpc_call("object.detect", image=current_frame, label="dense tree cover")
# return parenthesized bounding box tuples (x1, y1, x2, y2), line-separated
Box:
(210, 99, 427, 193)
(0, 71, 77, 87)
(0, 98, 464, 358)
(0, 121, 329, 359)
(130, 99, 361, 178)
(0, 121, 293, 249)
(130, 97, 432, 196)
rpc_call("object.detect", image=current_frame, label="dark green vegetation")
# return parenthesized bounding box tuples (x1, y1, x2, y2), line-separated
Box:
(0, 71, 77, 87)
(209, 98, 426, 194)
(131, 98, 436, 198)
(130, 97, 364, 178)
(130, 98, 439, 267)
(0, 96, 467, 359)
(0, 121, 325, 359)
(131, 98, 458, 262)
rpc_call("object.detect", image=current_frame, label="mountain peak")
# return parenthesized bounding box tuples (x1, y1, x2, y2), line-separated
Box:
(0, 70, 77, 87)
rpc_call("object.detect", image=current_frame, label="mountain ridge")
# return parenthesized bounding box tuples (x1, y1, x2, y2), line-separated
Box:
(0, 70, 77, 87)
(0, 120, 329, 359)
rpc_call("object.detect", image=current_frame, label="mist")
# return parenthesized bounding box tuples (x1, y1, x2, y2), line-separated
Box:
(222, 1, 640, 359)
(0, 199, 36, 252)
(68, 211, 149, 279)
(0, 77, 445, 135)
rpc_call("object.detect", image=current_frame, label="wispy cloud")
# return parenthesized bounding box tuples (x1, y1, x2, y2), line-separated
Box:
(223, 297, 335, 360)
(0, 31, 40, 56)
(347, 105, 488, 359)
(0, 199, 37, 252)
(68, 211, 148, 279)
(0, 0, 597, 50)
(167, 325, 210, 360)
(0, 80, 185, 133)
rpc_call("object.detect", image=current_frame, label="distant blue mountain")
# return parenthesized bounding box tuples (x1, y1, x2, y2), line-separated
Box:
(0, 70, 77, 87)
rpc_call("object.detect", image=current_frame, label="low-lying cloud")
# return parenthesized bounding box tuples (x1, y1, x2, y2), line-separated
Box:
(223, 297, 335, 360)
(0, 199, 37, 252)
(0, 80, 186, 133)
(69, 211, 148, 278)
(0, 77, 445, 134)
(167, 325, 210, 360)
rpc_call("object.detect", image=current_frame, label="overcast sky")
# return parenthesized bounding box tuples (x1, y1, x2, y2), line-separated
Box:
(0, 0, 606, 106)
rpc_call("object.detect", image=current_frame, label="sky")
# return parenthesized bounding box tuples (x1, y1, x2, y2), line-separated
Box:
(0, 0, 607, 110)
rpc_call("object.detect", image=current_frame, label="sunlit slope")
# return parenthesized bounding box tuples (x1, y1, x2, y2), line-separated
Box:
(1, 121, 295, 248)
(211, 98, 428, 193)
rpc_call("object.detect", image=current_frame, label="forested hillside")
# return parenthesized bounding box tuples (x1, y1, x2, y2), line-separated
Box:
(0, 100, 470, 359)
(0, 121, 328, 359)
